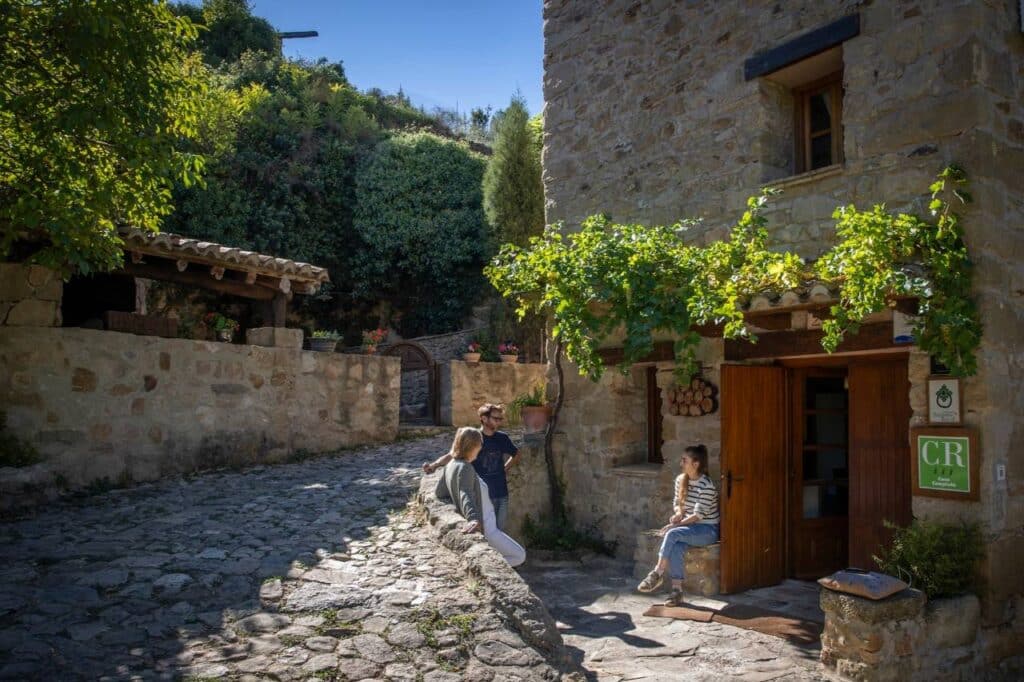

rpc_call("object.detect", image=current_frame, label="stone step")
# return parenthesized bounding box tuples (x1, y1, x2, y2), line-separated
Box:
(633, 529, 720, 596)
(397, 424, 453, 440)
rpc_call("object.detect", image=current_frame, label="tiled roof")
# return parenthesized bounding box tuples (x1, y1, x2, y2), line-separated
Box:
(119, 228, 330, 284)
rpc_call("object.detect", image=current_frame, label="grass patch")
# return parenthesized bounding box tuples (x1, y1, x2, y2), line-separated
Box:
(314, 609, 362, 637)
(415, 608, 476, 650)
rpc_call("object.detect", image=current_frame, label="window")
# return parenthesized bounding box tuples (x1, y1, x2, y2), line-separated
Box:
(794, 72, 843, 173)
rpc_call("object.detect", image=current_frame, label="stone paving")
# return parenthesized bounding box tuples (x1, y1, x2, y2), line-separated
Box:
(0, 433, 563, 681)
(519, 556, 834, 682)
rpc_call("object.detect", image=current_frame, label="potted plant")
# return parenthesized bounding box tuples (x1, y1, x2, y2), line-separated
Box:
(204, 312, 239, 343)
(361, 327, 388, 354)
(509, 383, 551, 433)
(309, 329, 340, 352)
(464, 340, 482, 363)
(498, 341, 520, 363)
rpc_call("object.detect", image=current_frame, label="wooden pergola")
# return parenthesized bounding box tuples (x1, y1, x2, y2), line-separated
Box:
(117, 227, 330, 327)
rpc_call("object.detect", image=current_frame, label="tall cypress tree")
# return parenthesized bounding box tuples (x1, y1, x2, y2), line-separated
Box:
(482, 95, 544, 247)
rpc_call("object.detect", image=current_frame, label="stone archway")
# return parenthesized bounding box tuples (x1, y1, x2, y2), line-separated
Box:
(383, 341, 438, 424)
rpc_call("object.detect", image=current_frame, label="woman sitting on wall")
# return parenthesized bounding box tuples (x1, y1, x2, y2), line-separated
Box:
(636, 444, 720, 605)
(434, 426, 526, 567)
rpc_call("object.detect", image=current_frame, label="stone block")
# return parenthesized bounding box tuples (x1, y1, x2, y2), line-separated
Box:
(246, 327, 304, 349)
(4, 299, 58, 327)
(820, 587, 926, 625)
(632, 529, 719, 596)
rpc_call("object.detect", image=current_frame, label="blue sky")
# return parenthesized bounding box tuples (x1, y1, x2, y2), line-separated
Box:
(248, 1, 545, 116)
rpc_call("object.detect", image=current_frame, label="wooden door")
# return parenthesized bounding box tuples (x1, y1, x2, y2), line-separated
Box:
(789, 368, 849, 579)
(720, 365, 787, 593)
(847, 359, 912, 569)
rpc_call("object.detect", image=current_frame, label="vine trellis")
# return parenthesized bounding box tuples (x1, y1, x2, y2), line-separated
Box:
(485, 166, 980, 382)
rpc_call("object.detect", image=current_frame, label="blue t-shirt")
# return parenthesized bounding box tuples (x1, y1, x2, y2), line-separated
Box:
(472, 431, 518, 500)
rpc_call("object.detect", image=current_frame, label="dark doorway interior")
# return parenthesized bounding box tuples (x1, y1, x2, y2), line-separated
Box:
(61, 273, 135, 328)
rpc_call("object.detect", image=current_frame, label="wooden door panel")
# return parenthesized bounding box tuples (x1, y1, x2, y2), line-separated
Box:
(721, 364, 787, 593)
(848, 359, 912, 569)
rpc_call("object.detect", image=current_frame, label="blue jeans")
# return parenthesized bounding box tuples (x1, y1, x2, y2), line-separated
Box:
(659, 523, 719, 581)
(491, 496, 509, 532)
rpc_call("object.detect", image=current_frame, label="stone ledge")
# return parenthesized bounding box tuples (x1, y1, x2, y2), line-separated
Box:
(415, 472, 570, 668)
(610, 463, 663, 479)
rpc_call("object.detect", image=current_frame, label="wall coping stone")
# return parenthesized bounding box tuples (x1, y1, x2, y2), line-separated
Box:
(415, 471, 570, 668)
(820, 586, 926, 624)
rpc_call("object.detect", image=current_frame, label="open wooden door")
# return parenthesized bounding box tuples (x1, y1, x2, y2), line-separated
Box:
(720, 365, 787, 593)
(847, 359, 912, 569)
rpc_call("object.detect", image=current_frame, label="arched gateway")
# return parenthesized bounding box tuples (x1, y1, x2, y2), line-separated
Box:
(383, 341, 438, 424)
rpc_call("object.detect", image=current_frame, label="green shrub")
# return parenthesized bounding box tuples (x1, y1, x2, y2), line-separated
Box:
(873, 518, 984, 599)
(0, 412, 41, 469)
(521, 514, 616, 556)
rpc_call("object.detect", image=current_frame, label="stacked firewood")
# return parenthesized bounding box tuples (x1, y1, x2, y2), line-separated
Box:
(666, 377, 718, 416)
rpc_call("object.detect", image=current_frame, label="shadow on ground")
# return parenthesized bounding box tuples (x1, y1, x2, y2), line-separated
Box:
(0, 436, 444, 680)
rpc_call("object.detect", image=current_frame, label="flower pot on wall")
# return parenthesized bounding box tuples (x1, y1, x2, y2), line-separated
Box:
(463, 352, 481, 363)
(521, 405, 552, 433)
(500, 354, 519, 363)
(309, 337, 339, 352)
(216, 329, 234, 343)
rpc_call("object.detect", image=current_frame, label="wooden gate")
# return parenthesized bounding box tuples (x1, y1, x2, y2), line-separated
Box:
(383, 342, 439, 424)
(720, 364, 788, 593)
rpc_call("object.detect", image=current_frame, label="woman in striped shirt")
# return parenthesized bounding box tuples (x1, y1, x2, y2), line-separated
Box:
(637, 444, 720, 605)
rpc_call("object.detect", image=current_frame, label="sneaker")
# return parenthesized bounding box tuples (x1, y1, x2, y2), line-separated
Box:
(637, 570, 664, 593)
(664, 588, 687, 606)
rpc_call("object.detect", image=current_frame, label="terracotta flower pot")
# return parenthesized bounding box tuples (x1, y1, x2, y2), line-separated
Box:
(463, 352, 481, 363)
(216, 329, 234, 343)
(500, 354, 519, 363)
(364, 345, 377, 355)
(521, 405, 552, 434)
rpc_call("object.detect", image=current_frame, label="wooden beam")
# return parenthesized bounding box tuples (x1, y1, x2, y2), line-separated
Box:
(245, 271, 257, 285)
(210, 265, 225, 281)
(724, 322, 899, 361)
(122, 262, 275, 300)
(176, 259, 189, 272)
(744, 14, 860, 80)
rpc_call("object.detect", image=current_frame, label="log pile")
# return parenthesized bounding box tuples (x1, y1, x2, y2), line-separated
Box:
(666, 377, 718, 416)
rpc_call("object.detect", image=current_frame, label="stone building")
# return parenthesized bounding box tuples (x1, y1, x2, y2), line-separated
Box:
(541, 0, 1022, 674)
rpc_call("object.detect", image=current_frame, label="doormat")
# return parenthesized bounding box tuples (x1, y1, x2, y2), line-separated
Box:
(643, 603, 823, 646)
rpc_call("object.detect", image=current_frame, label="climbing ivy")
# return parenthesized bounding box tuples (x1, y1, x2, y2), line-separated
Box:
(486, 166, 980, 380)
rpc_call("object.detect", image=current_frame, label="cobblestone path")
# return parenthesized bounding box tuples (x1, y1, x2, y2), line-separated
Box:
(0, 434, 562, 681)
(520, 557, 831, 681)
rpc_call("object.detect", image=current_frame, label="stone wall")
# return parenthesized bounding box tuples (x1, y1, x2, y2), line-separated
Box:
(543, 0, 1024, 664)
(0, 263, 62, 328)
(440, 361, 548, 427)
(0, 327, 400, 496)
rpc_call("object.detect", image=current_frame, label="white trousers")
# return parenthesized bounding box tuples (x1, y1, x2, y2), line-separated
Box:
(479, 479, 526, 567)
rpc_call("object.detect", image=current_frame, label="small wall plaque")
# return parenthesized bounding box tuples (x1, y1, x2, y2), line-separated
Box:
(911, 426, 979, 500)
(927, 376, 961, 425)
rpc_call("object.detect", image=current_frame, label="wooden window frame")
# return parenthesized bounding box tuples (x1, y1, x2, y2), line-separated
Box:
(793, 71, 844, 174)
(646, 366, 664, 464)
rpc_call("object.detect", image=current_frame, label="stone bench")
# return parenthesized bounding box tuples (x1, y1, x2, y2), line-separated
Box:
(632, 529, 720, 596)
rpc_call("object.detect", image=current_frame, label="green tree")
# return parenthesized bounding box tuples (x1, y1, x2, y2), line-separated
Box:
(482, 95, 544, 247)
(171, 0, 280, 67)
(351, 131, 489, 336)
(0, 0, 207, 274)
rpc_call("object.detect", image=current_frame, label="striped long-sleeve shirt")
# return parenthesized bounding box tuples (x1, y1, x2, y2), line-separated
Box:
(672, 474, 720, 525)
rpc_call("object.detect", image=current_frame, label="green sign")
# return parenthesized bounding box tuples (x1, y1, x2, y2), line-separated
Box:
(917, 435, 971, 493)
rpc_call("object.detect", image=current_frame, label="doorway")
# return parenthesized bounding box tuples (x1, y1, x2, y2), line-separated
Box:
(720, 354, 911, 593)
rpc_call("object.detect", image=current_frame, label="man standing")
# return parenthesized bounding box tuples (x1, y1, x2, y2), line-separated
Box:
(423, 403, 519, 531)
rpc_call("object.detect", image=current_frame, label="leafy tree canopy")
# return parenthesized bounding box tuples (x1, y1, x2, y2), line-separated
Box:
(351, 131, 489, 336)
(1, 0, 208, 274)
(170, 0, 280, 67)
